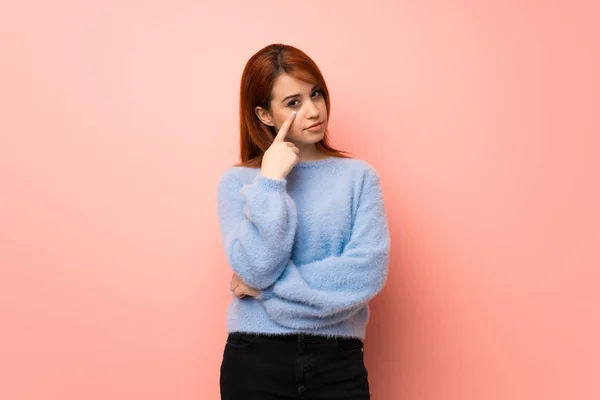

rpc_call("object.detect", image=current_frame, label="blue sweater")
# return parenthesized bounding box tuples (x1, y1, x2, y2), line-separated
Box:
(216, 156, 390, 339)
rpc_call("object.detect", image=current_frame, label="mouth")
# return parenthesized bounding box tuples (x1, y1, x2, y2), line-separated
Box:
(305, 121, 324, 131)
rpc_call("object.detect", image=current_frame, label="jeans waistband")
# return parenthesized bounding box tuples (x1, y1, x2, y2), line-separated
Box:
(229, 332, 344, 344)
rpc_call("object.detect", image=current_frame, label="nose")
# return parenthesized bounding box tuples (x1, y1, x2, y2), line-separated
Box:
(304, 99, 320, 119)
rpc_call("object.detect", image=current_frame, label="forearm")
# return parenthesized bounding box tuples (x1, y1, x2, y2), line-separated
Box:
(259, 248, 389, 328)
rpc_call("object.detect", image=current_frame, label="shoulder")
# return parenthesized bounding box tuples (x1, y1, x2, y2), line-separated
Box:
(334, 159, 385, 204)
(334, 157, 378, 171)
(335, 157, 381, 184)
(217, 167, 250, 200)
(217, 165, 260, 188)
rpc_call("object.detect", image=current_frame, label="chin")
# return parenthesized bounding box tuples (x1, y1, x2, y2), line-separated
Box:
(305, 132, 326, 143)
(291, 130, 326, 146)
(298, 138, 323, 146)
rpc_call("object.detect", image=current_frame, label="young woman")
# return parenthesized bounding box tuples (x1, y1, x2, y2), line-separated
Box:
(217, 43, 391, 400)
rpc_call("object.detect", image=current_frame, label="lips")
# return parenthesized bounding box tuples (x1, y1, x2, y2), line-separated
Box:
(306, 121, 323, 130)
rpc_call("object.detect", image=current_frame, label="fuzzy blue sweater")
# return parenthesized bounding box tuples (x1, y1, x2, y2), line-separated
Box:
(216, 157, 390, 339)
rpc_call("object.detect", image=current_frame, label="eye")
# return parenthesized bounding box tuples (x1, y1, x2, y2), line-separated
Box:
(287, 100, 300, 108)
(312, 89, 322, 98)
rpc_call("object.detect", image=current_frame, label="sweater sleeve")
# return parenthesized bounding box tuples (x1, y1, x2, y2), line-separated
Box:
(258, 168, 390, 329)
(216, 170, 298, 289)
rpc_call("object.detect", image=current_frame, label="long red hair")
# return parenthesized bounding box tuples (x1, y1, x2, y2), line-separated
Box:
(236, 43, 352, 168)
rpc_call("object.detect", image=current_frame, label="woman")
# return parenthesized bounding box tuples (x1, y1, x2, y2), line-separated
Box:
(217, 43, 391, 400)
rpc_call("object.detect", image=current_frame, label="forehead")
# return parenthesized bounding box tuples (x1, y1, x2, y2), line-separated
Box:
(271, 73, 315, 99)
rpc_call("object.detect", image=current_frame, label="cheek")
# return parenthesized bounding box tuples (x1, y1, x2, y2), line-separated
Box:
(318, 101, 328, 117)
(274, 111, 300, 132)
(272, 108, 291, 126)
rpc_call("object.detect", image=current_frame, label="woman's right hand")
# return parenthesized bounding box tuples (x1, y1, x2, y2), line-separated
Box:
(260, 111, 299, 180)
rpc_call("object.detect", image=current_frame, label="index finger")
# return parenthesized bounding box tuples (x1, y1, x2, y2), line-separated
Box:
(274, 111, 296, 142)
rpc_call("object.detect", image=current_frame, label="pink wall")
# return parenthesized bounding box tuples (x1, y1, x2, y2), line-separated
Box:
(1, 1, 598, 399)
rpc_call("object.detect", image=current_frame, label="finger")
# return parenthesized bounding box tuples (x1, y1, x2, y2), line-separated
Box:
(243, 285, 259, 297)
(274, 111, 296, 142)
(237, 288, 249, 298)
(290, 146, 299, 155)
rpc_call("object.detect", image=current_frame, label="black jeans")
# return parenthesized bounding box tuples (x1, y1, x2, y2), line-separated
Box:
(220, 332, 371, 400)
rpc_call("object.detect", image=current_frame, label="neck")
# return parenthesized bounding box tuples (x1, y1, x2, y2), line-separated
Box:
(296, 143, 326, 161)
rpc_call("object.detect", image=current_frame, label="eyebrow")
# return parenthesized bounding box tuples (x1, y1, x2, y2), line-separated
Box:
(280, 86, 320, 103)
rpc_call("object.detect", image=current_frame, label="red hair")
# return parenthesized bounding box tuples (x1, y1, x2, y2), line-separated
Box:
(236, 43, 352, 168)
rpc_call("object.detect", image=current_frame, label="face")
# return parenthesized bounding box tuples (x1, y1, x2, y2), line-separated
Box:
(255, 73, 328, 146)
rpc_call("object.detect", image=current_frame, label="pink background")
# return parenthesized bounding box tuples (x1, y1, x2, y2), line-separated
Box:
(1, 1, 598, 399)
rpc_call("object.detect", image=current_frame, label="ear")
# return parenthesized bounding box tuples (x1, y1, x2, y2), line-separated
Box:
(255, 106, 275, 127)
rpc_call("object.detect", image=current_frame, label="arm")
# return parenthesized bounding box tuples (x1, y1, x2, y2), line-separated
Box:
(217, 171, 297, 289)
(259, 168, 390, 329)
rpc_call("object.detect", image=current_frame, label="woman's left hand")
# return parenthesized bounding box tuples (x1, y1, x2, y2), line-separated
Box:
(230, 274, 260, 298)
